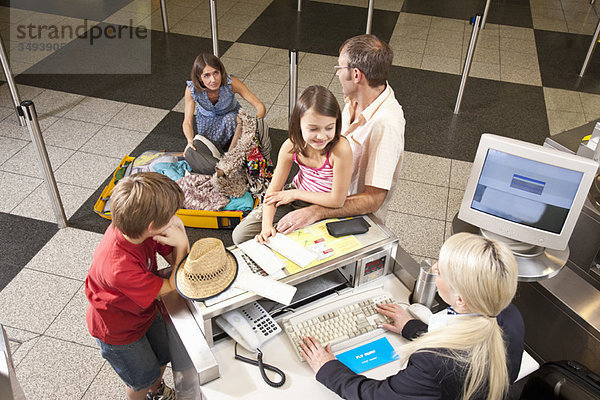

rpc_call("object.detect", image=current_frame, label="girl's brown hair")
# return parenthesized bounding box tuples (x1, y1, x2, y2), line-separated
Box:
(191, 53, 228, 92)
(288, 85, 342, 157)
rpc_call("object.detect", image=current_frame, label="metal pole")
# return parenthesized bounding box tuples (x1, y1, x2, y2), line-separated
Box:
(454, 15, 482, 114)
(159, 0, 169, 32)
(289, 49, 298, 122)
(579, 18, 600, 77)
(298, 0, 302, 12)
(210, 0, 219, 57)
(481, 0, 491, 29)
(20, 100, 68, 228)
(366, 0, 374, 34)
(0, 35, 26, 127)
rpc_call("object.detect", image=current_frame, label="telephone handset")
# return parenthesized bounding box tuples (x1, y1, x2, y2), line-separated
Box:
(215, 302, 282, 353)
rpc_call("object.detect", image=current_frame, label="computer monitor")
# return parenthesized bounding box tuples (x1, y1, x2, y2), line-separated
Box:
(458, 134, 598, 253)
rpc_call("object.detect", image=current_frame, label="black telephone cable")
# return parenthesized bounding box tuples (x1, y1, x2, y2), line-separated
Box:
(234, 343, 286, 388)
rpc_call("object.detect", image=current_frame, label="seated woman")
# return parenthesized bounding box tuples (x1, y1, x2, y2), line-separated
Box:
(301, 232, 525, 400)
(183, 53, 266, 174)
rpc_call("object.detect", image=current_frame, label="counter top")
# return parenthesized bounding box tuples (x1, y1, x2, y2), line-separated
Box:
(200, 274, 412, 400)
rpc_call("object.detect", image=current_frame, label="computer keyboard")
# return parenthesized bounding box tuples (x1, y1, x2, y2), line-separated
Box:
(281, 286, 397, 361)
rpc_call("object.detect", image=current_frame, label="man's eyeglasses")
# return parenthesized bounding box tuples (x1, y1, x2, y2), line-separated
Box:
(334, 65, 351, 72)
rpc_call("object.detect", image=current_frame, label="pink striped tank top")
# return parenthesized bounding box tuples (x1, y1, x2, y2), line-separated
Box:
(292, 152, 334, 193)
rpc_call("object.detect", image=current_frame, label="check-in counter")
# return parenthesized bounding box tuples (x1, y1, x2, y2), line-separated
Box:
(161, 215, 417, 398)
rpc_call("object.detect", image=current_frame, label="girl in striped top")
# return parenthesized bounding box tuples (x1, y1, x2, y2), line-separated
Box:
(256, 85, 353, 243)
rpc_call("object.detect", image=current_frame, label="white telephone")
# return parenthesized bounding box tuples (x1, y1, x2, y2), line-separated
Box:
(215, 302, 282, 353)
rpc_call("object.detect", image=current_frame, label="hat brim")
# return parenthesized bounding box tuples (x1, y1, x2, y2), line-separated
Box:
(174, 248, 238, 302)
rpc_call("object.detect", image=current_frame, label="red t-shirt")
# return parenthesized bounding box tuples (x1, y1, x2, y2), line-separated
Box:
(85, 224, 173, 345)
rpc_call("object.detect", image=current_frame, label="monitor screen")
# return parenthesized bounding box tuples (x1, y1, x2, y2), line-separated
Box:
(459, 134, 597, 251)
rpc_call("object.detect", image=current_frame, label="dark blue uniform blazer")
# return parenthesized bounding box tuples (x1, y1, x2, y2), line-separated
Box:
(315, 304, 524, 400)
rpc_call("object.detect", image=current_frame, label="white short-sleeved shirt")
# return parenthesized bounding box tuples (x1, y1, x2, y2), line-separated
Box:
(342, 83, 405, 221)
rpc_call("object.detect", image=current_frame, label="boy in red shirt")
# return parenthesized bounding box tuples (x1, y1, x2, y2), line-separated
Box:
(86, 172, 190, 400)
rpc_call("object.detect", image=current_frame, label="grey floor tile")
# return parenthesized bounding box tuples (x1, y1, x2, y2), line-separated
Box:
(328, 76, 344, 95)
(469, 61, 501, 81)
(424, 40, 463, 59)
(388, 179, 448, 220)
(473, 46, 500, 64)
(220, 56, 258, 80)
(475, 30, 500, 50)
(0, 84, 44, 107)
(274, 84, 308, 107)
(81, 361, 128, 400)
(579, 92, 600, 121)
(24, 227, 101, 281)
(0, 115, 58, 141)
(40, 117, 103, 150)
(398, 151, 451, 187)
(4, 327, 41, 368)
(264, 104, 288, 130)
(0, 269, 80, 333)
(499, 25, 535, 41)
(499, 37, 538, 55)
(389, 36, 427, 54)
(0, 136, 28, 166)
(29, 89, 84, 118)
(0, 171, 41, 213)
(223, 42, 269, 62)
(242, 79, 285, 105)
(532, 16, 569, 32)
(259, 47, 298, 66)
(80, 125, 148, 158)
(298, 69, 335, 89)
(246, 62, 289, 84)
(427, 28, 464, 45)
(430, 16, 466, 32)
(449, 159, 473, 190)
(45, 284, 98, 348)
(299, 53, 339, 73)
(16, 336, 104, 400)
(67, 97, 128, 125)
(397, 12, 433, 27)
(390, 24, 429, 40)
(500, 65, 542, 86)
(446, 187, 464, 222)
(170, 19, 210, 36)
(0, 105, 14, 120)
(547, 109, 587, 135)
(500, 51, 539, 70)
(0, 142, 74, 179)
(172, 96, 186, 113)
(421, 54, 461, 75)
(445, 221, 453, 241)
(386, 211, 446, 259)
(54, 152, 121, 190)
(392, 51, 423, 69)
(11, 181, 95, 223)
(543, 87, 584, 113)
(107, 104, 169, 133)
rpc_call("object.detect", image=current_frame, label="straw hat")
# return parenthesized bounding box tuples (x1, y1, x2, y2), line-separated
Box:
(175, 238, 238, 301)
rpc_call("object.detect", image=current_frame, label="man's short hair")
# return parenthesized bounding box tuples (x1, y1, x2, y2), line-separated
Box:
(340, 34, 393, 87)
(110, 172, 184, 239)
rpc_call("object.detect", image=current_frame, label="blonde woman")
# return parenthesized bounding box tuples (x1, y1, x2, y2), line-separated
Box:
(301, 232, 525, 400)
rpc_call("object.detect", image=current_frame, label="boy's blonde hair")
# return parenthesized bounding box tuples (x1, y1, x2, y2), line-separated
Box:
(400, 232, 518, 400)
(110, 172, 184, 239)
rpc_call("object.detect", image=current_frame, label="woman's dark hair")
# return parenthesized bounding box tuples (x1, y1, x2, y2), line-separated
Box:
(191, 53, 227, 91)
(288, 85, 342, 157)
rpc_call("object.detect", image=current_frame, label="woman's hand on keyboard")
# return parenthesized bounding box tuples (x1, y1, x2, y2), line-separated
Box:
(299, 336, 336, 374)
(377, 303, 413, 335)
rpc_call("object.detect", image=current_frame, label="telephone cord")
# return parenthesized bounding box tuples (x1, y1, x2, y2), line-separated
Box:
(234, 343, 286, 388)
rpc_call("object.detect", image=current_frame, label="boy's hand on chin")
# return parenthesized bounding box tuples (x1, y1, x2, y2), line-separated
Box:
(153, 216, 187, 248)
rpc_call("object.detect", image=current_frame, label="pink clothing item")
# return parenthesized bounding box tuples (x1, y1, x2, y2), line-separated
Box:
(292, 152, 334, 193)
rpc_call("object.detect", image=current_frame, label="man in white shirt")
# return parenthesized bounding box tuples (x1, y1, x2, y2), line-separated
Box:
(275, 34, 405, 234)
(232, 34, 405, 244)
